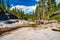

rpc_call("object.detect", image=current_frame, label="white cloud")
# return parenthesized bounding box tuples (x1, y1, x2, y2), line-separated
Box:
(10, 5, 37, 14)
(35, 0, 39, 2)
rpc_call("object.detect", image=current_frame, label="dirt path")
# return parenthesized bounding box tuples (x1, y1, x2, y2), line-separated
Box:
(0, 27, 60, 40)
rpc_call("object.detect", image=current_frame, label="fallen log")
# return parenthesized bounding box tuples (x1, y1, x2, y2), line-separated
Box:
(0, 26, 21, 35)
(0, 22, 36, 35)
(52, 29, 60, 32)
(52, 27, 60, 32)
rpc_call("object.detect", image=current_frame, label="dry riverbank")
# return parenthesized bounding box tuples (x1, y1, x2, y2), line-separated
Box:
(0, 27, 60, 40)
(0, 22, 60, 40)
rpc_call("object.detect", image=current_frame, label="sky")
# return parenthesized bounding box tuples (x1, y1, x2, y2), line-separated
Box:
(4, 0, 60, 14)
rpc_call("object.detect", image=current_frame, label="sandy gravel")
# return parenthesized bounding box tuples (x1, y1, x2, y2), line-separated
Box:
(0, 27, 60, 40)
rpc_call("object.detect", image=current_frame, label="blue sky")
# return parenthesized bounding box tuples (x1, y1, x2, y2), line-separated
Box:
(4, 0, 38, 6)
(56, 0, 60, 4)
(4, 0, 60, 14)
(4, 0, 60, 6)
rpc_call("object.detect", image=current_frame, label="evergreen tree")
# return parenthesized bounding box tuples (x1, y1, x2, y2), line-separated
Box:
(35, 0, 57, 20)
(51, 0, 56, 11)
(6, 0, 10, 12)
(35, 5, 40, 20)
(0, 0, 2, 6)
(11, 8, 25, 20)
(36, 0, 47, 20)
(57, 3, 60, 9)
(47, 0, 56, 20)
(1, 0, 6, 12)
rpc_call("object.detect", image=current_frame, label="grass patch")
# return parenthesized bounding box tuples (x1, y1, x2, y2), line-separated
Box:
(50, 15, 60, 22)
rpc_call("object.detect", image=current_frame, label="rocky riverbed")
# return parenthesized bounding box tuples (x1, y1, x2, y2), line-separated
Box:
(0, 27, 60, 40)
(0, 22, 60, 40)
(0, 20, 36, 35)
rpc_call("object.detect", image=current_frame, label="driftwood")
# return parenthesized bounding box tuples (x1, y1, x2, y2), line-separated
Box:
(0, 22, 36, 35)
(52, 29, 60, 32)
(52, 27, 60, 32)
(0, 25, 22, 35)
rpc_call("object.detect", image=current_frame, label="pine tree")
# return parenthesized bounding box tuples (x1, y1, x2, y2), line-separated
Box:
(37, 0, 47, 20)
(0, 0, 7, 12)
(35, 5, 40, 20)
(35, 0, 57, 20)
(0, 0, 2, 6)
(58, 3, 60, 9)
(51, 0, 56, 12)
(6, 0, 10, 12)
(11, 8, 25, 20)
(1, 0, 6, 12)
(47, 0, 56, 20)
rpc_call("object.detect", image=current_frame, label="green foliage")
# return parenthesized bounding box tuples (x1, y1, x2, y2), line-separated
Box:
(34, 0, 57, 20)
(50, 15, 60, 22)
(0, 0, 10, 12)
(58, 3, 60, 9)
(25, 14, 33, 20)
(6, 0, 10, 12)
(11, 8, 25, 20)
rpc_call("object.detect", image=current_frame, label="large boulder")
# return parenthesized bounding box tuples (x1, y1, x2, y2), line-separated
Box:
(0, 12, 18, 20)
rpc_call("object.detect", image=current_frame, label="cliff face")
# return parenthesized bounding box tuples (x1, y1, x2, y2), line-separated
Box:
(0, 13, 18, 20)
